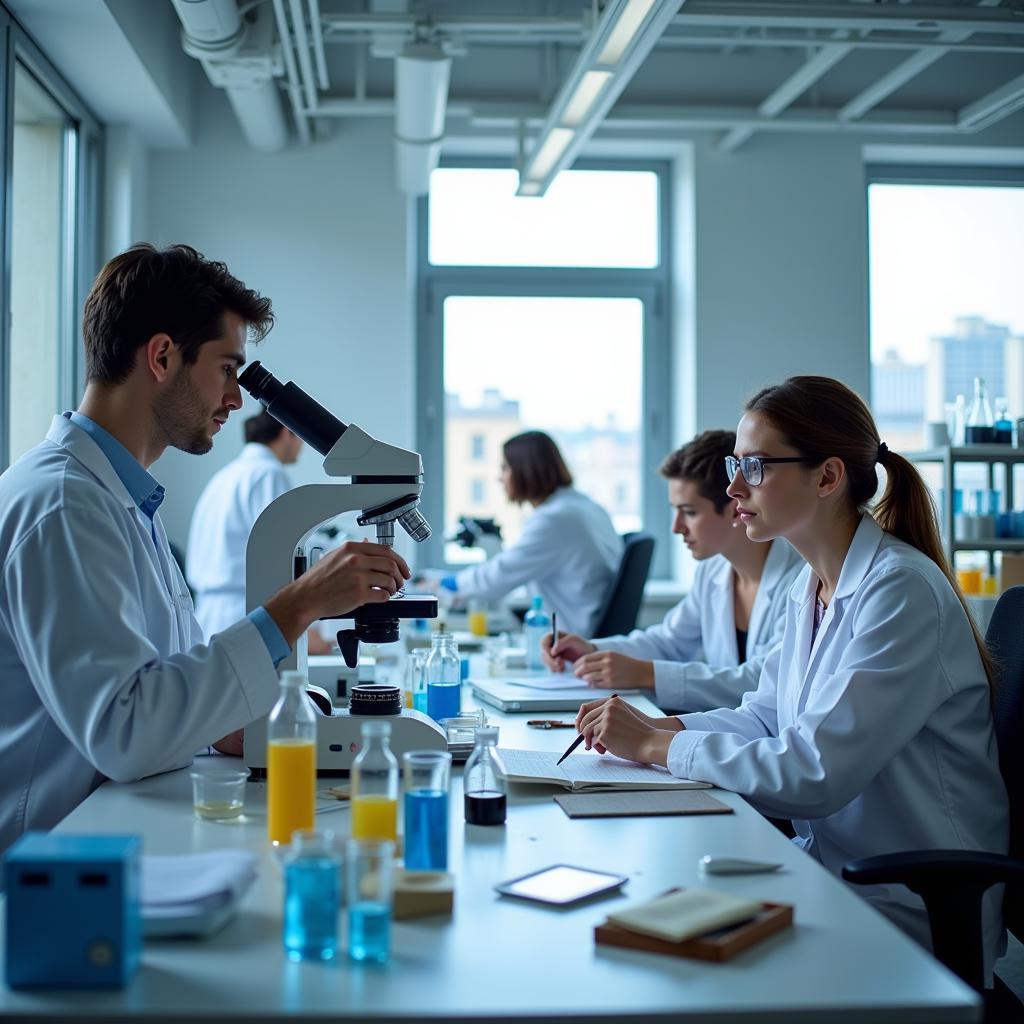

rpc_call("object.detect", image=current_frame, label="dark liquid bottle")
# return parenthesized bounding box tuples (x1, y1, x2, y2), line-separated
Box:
(464, 726, 506, 826)
(465, 790, 507, 826)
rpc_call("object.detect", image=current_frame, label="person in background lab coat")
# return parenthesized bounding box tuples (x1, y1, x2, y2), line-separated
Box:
(0, 244, 408, 857)
(542, 430, 804, 711)
(575, 376, 1008, 977)
(186, 410, 332, 653)
(439, 430, 621, 637)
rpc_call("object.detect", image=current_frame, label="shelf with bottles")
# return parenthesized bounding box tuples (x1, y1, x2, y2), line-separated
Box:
(905, 446, 1024, 465)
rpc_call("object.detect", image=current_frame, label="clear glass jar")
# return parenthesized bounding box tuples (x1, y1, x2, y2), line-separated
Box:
(267, 670, 317, 845)
(405, 649, 426, 712)
(283, 829, 341, 961)
(426, 631, 461, 722)
(351, 721, 399, 841)
(464, 726, 506, 826)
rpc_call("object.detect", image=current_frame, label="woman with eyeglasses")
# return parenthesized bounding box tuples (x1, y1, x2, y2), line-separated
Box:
(541, 430, 804, 712)
(575, 376, 1008, 974)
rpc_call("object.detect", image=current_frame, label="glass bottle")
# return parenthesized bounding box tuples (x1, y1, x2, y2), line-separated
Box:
(267, 670, 317, 845)
(405, 649, 426, 712)
(523, 596, 551, 671)
(464, 726, 506, 826)
(994, 397, 1013, 445)
(351, 721, 399, 841)
(965, 377, 994, 444)
(282, 829, 341, 961)
(425, 631, 461, 722)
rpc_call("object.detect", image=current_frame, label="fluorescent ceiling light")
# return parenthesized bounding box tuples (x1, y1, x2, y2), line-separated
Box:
(597, 0, 658, 65)
(562, 70, 613, 127)
(524, 127, 575, 181)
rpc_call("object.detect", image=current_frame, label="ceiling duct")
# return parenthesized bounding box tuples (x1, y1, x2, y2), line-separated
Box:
(394, 41, 452, 196)
(171, 0, 288, 151)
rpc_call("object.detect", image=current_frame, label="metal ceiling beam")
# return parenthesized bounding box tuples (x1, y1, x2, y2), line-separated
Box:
(720, 38, 854, 151)
(674, 2, 1024, 36)
(958, 70, 1024, 130)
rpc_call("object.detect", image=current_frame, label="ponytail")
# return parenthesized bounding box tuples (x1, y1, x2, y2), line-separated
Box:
(747, 376, 996, 695)
(875, 448, 997, 693)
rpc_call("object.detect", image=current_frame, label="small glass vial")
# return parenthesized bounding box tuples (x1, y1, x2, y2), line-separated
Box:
(464, 726, 507, 826)
(283, 830, 341, 962)
(994, 398, 1013, 445)
(405, 649, 426, 711)
(426, 631, 461, 722)
(351, 721, 399, 841)
(347, 838, 394, 963)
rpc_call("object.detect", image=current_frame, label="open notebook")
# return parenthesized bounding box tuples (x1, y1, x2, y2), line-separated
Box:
(499, 748, 710, 793)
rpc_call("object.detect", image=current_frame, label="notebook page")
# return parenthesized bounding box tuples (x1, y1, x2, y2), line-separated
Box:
(559, 755, 707, 789)
(505, 675, 589, 691)
(500, 748, 570, 782)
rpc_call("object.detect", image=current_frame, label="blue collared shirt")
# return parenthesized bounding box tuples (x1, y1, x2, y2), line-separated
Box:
(66, 412, 290, 665)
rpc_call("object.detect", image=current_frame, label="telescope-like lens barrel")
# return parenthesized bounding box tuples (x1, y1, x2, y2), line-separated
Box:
(238, 360, 347, 457)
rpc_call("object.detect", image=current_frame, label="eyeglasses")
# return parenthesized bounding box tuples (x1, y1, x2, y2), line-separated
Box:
(725, 455, 815, 487)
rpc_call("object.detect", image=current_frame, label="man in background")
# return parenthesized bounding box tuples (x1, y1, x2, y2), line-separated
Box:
(187, 410, 332, 652)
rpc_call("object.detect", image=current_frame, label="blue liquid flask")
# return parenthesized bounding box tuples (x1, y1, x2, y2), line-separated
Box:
(425, 631, 460, 722)
(283, 831, 340, 961)
(524, 597, 550, 670)
(404, 790, 449, 870)
(348, 901, 391, 963)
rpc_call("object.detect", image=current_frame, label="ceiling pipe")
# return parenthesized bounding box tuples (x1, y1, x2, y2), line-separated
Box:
(394, 41, 452, 196)
(171, 0, 289, 151)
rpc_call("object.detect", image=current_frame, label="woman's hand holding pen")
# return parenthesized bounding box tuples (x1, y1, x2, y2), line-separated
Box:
(541, 631, 595, 672)
(574, 695, 679, 767)
(572, 650, 655, 691)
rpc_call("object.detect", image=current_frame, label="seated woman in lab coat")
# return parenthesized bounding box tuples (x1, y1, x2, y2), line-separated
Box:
(575, 376, 1008, 975)
(542, 430, 804, 712)
(440, 430, 621, 637)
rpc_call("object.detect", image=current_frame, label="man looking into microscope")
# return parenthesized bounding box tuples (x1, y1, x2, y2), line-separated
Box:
(0, 243, 409, 856)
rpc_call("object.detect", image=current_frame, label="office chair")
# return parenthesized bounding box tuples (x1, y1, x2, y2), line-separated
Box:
(843, 585, 1024, 1016)
(590, 532, 656, 638)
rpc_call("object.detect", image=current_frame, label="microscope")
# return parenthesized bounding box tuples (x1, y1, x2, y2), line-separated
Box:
(237, 361, 446, 775)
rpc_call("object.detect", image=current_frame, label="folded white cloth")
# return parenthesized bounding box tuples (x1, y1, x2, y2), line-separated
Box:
(142, 850, 258, 918)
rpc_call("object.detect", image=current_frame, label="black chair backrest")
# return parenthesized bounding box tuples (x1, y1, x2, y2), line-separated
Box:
(985, 585, 1024, 939)
(590, 532, 655, 638)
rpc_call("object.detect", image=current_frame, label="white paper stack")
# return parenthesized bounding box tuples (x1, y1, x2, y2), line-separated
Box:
(141, 850, 258, 937)
(607, 888, 762, 943)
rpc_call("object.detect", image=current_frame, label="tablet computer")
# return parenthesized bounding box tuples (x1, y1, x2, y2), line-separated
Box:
(495, 865, 628, 906)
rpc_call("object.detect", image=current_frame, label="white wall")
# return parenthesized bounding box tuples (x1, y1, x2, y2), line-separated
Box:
(145, 94, 414, 551)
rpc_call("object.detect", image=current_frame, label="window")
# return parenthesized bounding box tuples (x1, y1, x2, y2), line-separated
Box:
(417, 163, 671, 574)
(868, 178, 1024, 454)
(0, 22, 101, 470)
(7, 63, 75, 464)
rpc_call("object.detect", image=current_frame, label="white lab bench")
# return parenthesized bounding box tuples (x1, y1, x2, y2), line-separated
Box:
(0, 693, 979, 1023)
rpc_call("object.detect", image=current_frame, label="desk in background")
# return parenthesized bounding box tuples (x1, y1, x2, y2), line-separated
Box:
(0, 695, 979, 1023)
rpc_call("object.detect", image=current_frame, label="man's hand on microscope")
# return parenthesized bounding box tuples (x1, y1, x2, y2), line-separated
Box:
(264, 541, 410, 645)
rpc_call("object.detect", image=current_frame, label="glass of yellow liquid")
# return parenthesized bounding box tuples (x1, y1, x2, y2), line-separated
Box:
(190, 768, 249, 820)
(468, 599, 489, 638)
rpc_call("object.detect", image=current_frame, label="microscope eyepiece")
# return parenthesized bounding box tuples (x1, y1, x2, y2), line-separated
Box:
(238, 360, 348, 457)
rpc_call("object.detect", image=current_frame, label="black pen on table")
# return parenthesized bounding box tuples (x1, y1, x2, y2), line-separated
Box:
(551, 611, 559, 663)
(555, 693, 619, 766)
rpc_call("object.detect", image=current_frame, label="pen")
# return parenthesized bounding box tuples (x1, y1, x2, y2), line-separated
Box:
(551, 612, 559, 661)
(555, 693, 619, 766)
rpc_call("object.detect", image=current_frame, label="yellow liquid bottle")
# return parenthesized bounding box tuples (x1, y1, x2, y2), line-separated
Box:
(267, 739, 316, 845)
(266, 670, 318, 846)
(352, 794, 398, 841)
(351, 720, 399, 842)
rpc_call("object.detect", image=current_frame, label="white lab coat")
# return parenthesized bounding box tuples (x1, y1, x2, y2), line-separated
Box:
(669, 515, 1008, 974)
(187, 443, 292, 637)
(454, 487, 621, 636)
(0, 417, 281, 857)
(593, 540, 804, 711)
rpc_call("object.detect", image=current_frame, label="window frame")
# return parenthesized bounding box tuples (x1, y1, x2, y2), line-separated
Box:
(865, 164, 1024, 426)
(416, 157, 673, 577)
(0, 14, 102, 469)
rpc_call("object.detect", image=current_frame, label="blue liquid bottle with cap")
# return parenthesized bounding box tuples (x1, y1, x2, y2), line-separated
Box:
(524, 596, 550, 671)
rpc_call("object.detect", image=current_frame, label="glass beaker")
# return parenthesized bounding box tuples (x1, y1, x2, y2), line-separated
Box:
(346, 838, 395, 963)
(402, 750, 452, 871)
